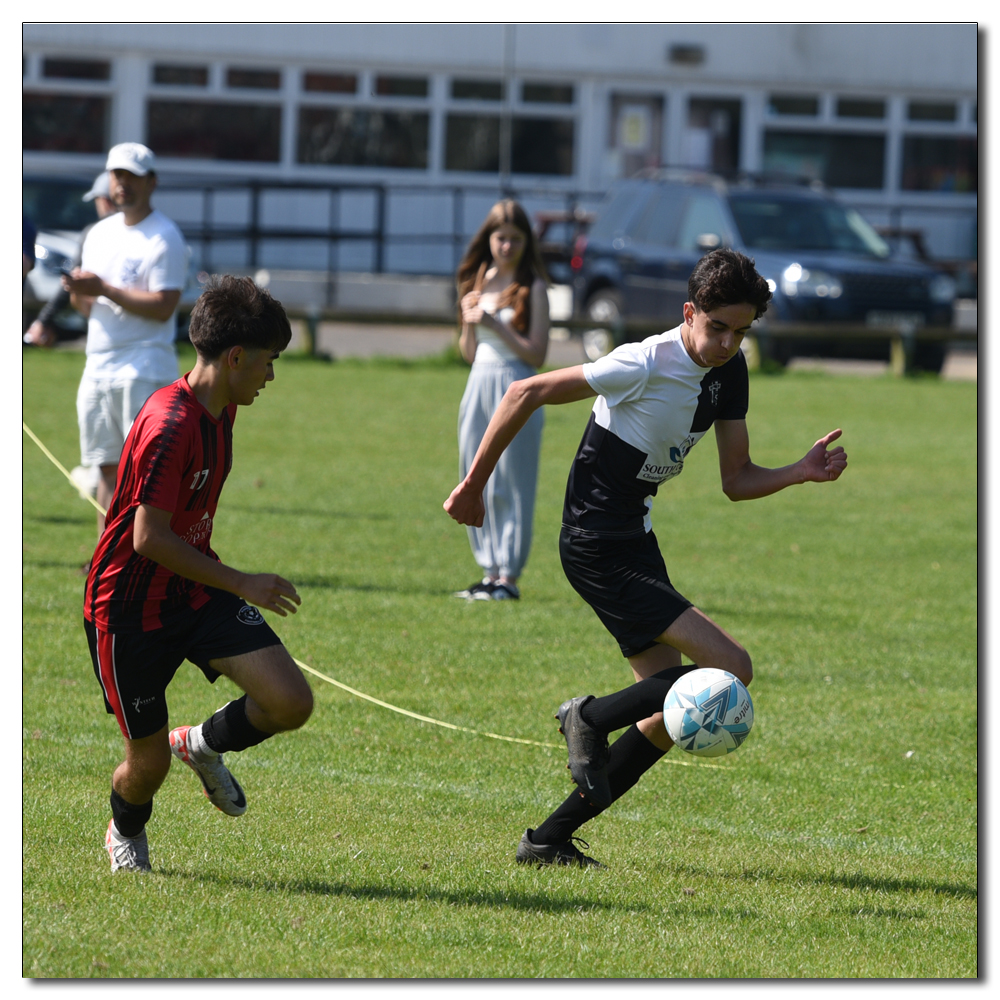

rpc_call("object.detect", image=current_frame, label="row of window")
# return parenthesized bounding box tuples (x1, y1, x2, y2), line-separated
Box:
(22, 94, 576, 175)
(32, 57, 977, 126)
(768, 94, 974, 123)
(762, 130, 977, 194)
(26, 56, 575, 104)
(22, 90, 978, 193)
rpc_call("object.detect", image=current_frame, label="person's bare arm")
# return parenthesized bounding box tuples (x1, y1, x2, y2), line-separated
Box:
(133, 504, 301, 616)
(715, 420, 848, 501)
(62, 270, 180, 322)
(460, 280, 550, 368)
(444, 366, 596, 526)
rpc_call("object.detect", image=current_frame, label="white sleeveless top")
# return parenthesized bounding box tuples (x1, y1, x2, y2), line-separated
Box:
(473, 307, 520, 363)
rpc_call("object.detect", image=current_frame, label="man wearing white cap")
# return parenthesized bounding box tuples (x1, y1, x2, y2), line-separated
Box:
(25, 171, 117, 348)
(63, 142, 187, 539)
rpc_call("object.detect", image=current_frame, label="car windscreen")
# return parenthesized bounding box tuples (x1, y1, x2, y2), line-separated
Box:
(728, 195, 890, 258)
(588, 184, 650, 241)
(23, 180, 94, 233)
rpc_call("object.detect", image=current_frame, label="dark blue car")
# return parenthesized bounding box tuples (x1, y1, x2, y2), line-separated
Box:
(572, 171, 956, 372)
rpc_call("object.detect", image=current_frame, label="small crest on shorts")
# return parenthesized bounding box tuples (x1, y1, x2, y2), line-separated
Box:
(237, 604, 265, 625)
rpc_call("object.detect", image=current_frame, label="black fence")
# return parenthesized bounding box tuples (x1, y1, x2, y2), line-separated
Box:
(154, 179, 605, 278)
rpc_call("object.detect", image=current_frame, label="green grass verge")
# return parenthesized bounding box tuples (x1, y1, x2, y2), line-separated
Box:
(22, 346, 977, 978)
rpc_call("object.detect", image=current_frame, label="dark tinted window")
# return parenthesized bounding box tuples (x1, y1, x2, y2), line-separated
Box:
(729, 195, 888, 256)
(22, 179, 95, 231)
(901, 136, 977, 192)
(153, 64, 208, 86)
(628, 186, 687, 245)
(511, 116, 573, 175)
(908, 101, 957, 122)
(522, 82, 573, 104)
(374, 75, 428, 97)
(769, 95, 818, 116)
(452, 79, 503, 101)
(763, 130, 885, 188)
(836, 97, 885, 119)
(303, 72, 357, 93)
(589, 185, 650, 241)
(23, 93, 109, 153)
(148, 101, 282, 161)
(444, 114, 499, 172)
(226, 68, 281, 89)
(298, 107, 429, 168)
(42, 58, 110, 81)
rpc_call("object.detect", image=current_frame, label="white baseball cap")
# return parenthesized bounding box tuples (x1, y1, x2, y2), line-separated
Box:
(105, 142, 156, 176)
(82, 171, 111, 202)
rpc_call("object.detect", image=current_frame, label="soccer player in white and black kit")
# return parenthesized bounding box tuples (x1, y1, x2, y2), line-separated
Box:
(84, 276, 313, 872)
(445, 249, 847, 867)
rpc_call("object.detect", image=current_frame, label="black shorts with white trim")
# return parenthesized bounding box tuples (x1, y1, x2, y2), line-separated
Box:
(84, 588, 282, 740)
(559, 526, 692, 659)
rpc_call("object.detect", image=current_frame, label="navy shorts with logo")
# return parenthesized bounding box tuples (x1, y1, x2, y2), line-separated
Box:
(559, 526, 692, 659)
(84, 588, 282, 740)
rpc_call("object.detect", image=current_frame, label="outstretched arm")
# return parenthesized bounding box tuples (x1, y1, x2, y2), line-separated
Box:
(133, 504, 301, 616)
(715, 421, 847, 502)
(444, 366, 596, 526)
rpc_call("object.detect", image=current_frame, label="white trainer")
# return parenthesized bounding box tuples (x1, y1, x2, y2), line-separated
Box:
(106, 820, 151, 872)
(169, 724, 247, 816)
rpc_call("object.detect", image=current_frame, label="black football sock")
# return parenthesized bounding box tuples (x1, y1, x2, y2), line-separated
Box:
(200, 695, 272, 754)
(531, 725, 667, 845)
(580, 664, 697, 734)
(110, 786, 153, 838)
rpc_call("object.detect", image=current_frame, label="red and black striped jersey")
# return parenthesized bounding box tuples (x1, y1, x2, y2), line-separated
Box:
(84, 375, 237, 633)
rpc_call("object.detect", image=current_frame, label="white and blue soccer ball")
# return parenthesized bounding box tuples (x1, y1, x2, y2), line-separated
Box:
(663, 667, 754, 757)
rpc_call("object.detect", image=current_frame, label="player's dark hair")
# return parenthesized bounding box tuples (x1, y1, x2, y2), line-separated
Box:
(187, 275, 292, 358)
(456, 200, 549, 333)
(688, 248, 772, 319)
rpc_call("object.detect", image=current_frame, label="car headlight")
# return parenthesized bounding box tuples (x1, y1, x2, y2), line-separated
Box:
(929, 273, 957, 304)
(780, 263, 843, 299)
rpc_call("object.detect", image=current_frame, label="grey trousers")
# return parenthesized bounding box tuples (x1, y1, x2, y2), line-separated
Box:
(458, 359, 544, 580)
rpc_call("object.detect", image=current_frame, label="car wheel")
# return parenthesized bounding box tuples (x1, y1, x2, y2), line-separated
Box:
(582, 291, 623, 361)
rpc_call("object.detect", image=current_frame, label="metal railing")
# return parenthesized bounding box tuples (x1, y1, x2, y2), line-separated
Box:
(157, 179, 606, 276)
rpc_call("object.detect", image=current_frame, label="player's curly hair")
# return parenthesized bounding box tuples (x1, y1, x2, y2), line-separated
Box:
(456, 200, 549, 333)
(188, 275, 292, 358)
(688, 248, 772, 319)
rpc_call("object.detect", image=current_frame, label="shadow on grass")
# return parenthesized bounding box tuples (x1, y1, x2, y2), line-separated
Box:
(25, 514, 91, 525)
(158, 869, 636, 914)
(722, 865, 977, 900)
(292, 575, 452, 597)
(225, 503, 390, 522)
(24, 559, 90, 571)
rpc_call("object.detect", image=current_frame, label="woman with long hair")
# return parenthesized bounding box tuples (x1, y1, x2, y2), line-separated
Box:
(453, 200, 550, 601)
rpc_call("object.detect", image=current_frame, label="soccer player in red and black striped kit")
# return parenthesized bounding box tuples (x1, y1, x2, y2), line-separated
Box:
(84, 275, 313, 872)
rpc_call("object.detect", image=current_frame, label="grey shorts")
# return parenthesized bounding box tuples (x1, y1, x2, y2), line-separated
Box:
(77, 375, 169, 467)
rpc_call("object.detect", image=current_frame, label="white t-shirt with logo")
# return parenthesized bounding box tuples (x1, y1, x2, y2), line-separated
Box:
(561, 325, 749, 536)
(80, 209, 186, 383)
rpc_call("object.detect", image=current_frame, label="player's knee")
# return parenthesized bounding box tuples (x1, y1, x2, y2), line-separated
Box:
(273, 683, 313, 731)
(727, 647, 753, 686)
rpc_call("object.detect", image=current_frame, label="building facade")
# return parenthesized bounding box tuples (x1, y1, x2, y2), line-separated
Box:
(23, 22, 978, 275)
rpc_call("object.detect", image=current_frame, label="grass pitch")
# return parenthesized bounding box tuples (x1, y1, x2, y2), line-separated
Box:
(22, 345, 977, 978)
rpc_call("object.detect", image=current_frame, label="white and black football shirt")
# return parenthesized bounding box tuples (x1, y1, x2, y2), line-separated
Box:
(563, 325, 749, 537)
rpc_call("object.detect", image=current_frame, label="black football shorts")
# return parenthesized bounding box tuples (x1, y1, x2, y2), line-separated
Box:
(559, 526, 692, 658)
(84, 588, 282, 740)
